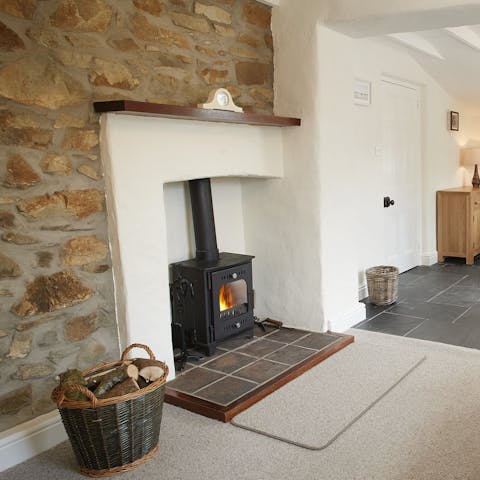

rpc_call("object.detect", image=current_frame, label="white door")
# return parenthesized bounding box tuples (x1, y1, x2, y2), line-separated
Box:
(381, 79, 421, 273)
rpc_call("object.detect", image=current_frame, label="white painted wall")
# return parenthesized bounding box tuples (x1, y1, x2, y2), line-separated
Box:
(456, 110, 480, 186)
(242, 1, 329, 332)
(461, 112, 480, 147)
(164, 178, 246, 265)
(270, 3, 466, 331)
(101, 114, 283, 377)
(316, 28, 464, 298)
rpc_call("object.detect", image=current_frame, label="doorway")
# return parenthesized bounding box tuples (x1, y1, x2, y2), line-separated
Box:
(381, 78, 422, 273)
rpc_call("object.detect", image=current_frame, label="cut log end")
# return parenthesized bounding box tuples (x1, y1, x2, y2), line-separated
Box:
(99, 378, 140, 399)
(134, 359, 165, 383)
(139, 365, 165, 382)
(126, 363, 139, 381)
(92, 363, 139, 397)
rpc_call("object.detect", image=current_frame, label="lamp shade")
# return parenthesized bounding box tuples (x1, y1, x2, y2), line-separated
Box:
(461, 147, 480, 166)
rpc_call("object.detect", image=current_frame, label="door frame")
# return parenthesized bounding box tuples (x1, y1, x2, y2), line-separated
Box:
(380, 74, 423, 272)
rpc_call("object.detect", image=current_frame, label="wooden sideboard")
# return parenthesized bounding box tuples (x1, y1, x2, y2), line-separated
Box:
(437, 187, 480, 265)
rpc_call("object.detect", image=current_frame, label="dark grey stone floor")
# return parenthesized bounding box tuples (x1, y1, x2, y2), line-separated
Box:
(354, 260, 480, 349)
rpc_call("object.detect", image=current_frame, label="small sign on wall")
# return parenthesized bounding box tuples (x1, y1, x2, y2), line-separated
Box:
(353, 78, 371, 106)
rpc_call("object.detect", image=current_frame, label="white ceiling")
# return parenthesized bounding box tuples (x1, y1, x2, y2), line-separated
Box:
(382, 24, 480, 109)
(268, 0, 480, 109)
(323, 1, 480, 110)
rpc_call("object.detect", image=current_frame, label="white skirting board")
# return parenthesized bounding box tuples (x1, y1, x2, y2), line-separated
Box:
(358, 283, 368, 301)
(327, 302, 366, 332)
(422, 251, 438, 266)
(0, 410, 67, 472)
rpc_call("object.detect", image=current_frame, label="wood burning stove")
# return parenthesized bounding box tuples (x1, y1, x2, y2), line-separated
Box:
(170, 178, 255, 357)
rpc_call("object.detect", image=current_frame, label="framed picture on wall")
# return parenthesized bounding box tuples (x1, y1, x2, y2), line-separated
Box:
(450, 111, 459, 131)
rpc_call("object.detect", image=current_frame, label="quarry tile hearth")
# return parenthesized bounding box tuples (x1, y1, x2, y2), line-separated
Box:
(165, 325, 354, 421)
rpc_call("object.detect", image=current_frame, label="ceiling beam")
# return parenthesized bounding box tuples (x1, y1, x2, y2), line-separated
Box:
(388, 32, 445, 59)
(446, 25, 480, 50)
(256, 0, 280, 6)
(326, 3, 480, 38)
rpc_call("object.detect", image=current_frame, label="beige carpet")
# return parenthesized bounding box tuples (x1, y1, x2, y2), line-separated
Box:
(2, 330, 480, 480)
(231, 342, 426, 450)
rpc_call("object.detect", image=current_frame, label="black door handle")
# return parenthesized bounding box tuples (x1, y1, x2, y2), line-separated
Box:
(384, 196, 395, 208)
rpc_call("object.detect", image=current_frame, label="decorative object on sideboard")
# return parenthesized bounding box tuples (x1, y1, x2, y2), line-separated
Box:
(461, 147, 480, 188)
(198, 88, 243, 113)
(450, 110, 460, 131)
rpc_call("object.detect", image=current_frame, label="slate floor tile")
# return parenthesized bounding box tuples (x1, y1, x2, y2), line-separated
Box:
(361, 299, 394, 320)
(265, 344, 316, 365)
(398, 285, 444, 303)
(202, 352, 256, 374)
(457, 303, 480, 319)
(397, 266, 435, 286)
(195, 376, 257, 405)
(388, 302, 468, 322)
(454, 310, 480, 349)
(412, 271, 466, 289)
(237, 338, 284, 357)
(356, 312, 425, 336)
(429, 286, 480, 307)
(405, 318, 474, 348)
(234, 359, 289, 384)
(267, 327, 309, 344)
(456, 273, 480, 288)
(167, 367, 223, 394)
(293, 332, 339, 350)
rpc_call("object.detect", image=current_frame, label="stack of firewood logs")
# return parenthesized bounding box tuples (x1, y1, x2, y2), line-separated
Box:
(57, 358, 166, 401)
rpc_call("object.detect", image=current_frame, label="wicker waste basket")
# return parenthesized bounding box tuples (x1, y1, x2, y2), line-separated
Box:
(51, 343, 168, 478)
(366, 266, 399, 306)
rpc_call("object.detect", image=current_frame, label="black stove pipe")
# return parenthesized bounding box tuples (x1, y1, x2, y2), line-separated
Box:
(188, 178, 219, 262)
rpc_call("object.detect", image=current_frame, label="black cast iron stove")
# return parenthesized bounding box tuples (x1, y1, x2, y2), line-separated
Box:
(170, 178, 254, 358)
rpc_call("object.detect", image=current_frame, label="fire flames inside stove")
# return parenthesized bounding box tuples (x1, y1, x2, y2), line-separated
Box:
(219, 279, 248, 319)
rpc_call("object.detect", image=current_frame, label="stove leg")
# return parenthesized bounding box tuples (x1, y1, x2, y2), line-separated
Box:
(205, 343, 216, 356)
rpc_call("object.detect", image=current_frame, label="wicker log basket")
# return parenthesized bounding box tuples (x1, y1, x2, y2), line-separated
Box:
(51, 343, 169, 478)
(366, 266, 399, 306)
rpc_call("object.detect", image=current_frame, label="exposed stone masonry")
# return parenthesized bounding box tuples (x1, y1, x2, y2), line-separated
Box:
(0, 0, 273, 432)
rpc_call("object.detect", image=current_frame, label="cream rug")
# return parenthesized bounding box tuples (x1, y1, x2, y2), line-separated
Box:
(231, 342, 426, 449)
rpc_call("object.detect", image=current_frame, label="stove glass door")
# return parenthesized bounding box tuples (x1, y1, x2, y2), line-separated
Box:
(219, 279, 247, 319)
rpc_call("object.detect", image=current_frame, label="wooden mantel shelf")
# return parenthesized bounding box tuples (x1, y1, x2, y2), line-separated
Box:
(93, 100, 301, 127)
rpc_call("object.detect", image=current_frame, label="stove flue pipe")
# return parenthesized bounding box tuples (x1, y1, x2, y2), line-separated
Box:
(188, 178, 220, 262)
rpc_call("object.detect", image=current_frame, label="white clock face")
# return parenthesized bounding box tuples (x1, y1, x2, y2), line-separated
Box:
(216, 91, 229, 107)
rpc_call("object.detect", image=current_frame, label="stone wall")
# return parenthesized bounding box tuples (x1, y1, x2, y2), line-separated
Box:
(0, 0, 273, 432)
